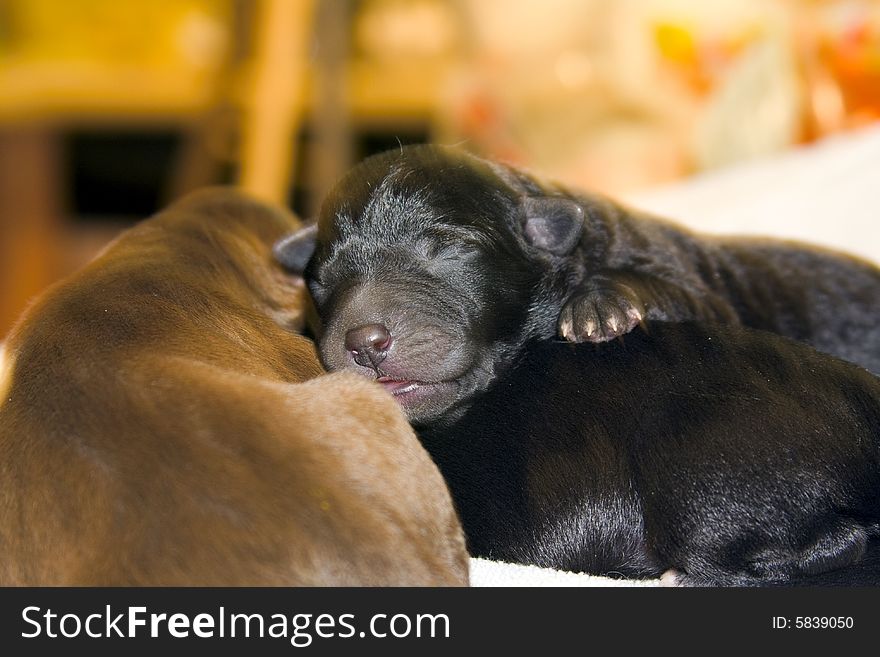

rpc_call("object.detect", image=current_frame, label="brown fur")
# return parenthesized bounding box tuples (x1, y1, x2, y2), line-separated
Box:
(0, 188, 468, 586)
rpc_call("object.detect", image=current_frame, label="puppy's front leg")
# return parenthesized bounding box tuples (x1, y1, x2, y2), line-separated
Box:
(558, 272, 736, 343)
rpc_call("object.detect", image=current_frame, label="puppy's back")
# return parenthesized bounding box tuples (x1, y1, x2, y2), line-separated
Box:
(425, 322, 880, 583)
(0, 188, 467, 586)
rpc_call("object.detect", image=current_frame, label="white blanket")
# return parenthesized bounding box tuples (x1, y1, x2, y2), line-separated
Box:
(469, 557, 662, 587)
(628, 123, 880, 265)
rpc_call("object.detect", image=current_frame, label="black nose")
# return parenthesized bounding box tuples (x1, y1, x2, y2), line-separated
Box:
(344, 323, 392, 368)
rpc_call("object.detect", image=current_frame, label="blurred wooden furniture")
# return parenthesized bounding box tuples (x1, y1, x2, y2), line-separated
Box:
(237, 0, 315, 204)
(0, 3, 228, 338)
(0, 0, 459, 337)
(0, 1, 242, 337)
(0, 129, 62, 336)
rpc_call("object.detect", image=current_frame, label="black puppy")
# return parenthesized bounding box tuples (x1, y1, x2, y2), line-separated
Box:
(277, 144, 880, 376)
(416, 325, 880, 585)
(275, 146, 880, 585)
(279, 223, 880, 587)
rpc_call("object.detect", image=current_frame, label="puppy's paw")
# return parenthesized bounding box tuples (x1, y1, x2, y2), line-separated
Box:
(558, 287, 644, 343)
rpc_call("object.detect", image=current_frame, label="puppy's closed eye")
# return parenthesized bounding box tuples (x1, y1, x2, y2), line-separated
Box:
(307, 278, 328, 304)
(415, 235, 482, 262)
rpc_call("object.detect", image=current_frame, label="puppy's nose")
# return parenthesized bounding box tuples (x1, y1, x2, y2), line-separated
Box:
(345, 323, 392, 368)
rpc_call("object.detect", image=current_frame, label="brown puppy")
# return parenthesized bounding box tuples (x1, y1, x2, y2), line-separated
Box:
(0, 188, 467, 586)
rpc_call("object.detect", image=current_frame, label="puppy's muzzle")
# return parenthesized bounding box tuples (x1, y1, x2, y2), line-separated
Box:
(345, 323, 392, 370)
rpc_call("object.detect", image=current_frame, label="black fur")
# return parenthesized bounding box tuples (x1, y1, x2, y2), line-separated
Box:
(277, 144, 880, 585)
(279, 144, 880, 373)
(417, 326, 880, 585)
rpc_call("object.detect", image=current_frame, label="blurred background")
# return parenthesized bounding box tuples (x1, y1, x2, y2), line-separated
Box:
(1, 0, 879, 337)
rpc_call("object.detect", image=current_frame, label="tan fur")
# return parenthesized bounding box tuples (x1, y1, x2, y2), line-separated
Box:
(0, 188, 468, 586)
(0, 343, 11, 406)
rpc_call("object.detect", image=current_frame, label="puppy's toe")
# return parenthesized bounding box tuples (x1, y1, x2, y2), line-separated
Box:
(558, 300, 599, 342)
(595, 298, 642, 340)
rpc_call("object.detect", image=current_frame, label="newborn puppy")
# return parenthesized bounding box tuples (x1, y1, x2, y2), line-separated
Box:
(0, 188, 467, 586)
(414, 325, 880, 585)
(277, 144, 880, 375)
(276, 153, 880, 584)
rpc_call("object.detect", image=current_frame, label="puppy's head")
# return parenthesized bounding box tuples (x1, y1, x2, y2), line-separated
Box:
(276, 145, 586, 425)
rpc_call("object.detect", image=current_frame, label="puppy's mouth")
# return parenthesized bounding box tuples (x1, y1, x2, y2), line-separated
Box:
(376, 376, 423, 396)
(373, 374, 463, 424)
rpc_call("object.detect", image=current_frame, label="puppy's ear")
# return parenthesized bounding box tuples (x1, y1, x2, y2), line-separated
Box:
(273, 223, 318, 273)
(520, 197, 584, 255)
